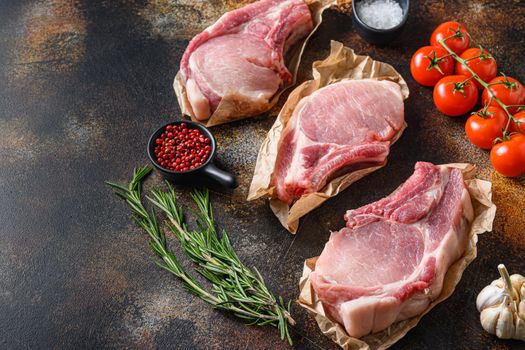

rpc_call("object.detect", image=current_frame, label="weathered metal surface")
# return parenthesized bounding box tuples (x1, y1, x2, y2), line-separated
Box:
(0, 0, 524, 349)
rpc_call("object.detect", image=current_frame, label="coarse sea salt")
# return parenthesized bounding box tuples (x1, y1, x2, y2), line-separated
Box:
(356, 0, 404, 30)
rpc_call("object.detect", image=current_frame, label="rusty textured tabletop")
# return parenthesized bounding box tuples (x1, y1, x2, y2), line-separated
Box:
(1, 1, 525, 349)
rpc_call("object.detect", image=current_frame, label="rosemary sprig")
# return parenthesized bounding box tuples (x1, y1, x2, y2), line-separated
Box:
(148, 184, 295, 343)
(106, 166, 217, 304)
(106, 167, 294, 344)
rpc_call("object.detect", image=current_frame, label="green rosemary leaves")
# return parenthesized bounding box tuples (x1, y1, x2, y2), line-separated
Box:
(106, 166, 294, 344)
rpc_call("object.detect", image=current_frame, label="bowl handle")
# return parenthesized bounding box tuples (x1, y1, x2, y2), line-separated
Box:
(202, 164, 238, 189)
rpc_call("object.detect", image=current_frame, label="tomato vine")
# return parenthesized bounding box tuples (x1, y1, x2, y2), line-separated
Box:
(438, 37, 524, 140)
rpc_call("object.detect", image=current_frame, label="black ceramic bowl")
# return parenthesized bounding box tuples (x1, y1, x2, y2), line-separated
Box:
(352, 0, 409, 45)
(147, 121, 237, 189)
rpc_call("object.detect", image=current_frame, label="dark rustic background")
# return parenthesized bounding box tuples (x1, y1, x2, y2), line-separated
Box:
(1, 0, 524, 349)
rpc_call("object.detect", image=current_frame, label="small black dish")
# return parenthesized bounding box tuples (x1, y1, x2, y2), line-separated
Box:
(352, 0, 409, 46)
(147, 121, 238, 189)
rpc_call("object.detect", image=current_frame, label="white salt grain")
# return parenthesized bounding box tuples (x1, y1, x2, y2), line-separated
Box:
(356, 0, 404, 30)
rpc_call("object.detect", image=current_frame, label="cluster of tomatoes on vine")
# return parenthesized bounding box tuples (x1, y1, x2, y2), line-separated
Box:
(410, 21, 525, 177)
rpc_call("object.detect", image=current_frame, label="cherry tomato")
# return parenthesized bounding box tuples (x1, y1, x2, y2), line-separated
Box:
(490, 133, 525, 177)
(430, 21, 470, 55)
(465, 106, 508, 149)
(410, 46, 454, 87)
(455, 48, 497, 89)
(433, 75, 479, 116)
(511, 110, 525, 134)
(482, 76, 525, 114)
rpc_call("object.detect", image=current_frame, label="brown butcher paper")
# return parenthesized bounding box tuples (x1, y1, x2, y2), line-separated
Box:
(298, 163, 497, 350)
(173, 0, 338, 127)
(247, 41, 410, 233)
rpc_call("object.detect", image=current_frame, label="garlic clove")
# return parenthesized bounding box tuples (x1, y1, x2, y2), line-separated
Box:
(510, 274, 525, 300)
(496, 305, 515, 339)
(515, 315, 525, 341)
(492, 278, 505, 289)
(519, 300, 525, 320)
(477, 285, 506, 312)
(510, 274, 525, 291)
(480, 306, 501, 335)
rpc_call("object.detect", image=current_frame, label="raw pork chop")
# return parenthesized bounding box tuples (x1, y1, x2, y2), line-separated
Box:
(271, 79, 404, 204)
(180, 0, 313, 120)
(310, 162, 474, 338)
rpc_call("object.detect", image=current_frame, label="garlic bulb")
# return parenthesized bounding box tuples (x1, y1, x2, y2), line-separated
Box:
(477, 264, 525, 342)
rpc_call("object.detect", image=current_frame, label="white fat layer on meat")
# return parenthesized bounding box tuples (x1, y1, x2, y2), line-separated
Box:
(188, 54, 220, 99)
(185, 78, 211, 121)
(266, 0, 293, 20)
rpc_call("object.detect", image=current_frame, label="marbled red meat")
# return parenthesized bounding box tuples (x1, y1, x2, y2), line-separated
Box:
(310, 162, 474, 338)
(180, 0, 313, 120)
(271, 79, 405, 204)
